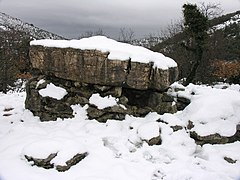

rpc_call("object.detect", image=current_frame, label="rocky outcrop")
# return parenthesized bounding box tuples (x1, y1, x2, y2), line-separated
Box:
(29, 46, 178, 91)
(26, 37, 179, 122)
(26, 76, 178, 122)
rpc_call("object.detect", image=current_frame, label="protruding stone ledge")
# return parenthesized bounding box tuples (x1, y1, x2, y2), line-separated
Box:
(29, 37, 178, 91)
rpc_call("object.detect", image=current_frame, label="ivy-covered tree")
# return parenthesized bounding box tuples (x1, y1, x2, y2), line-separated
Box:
(182, 3, 209, 85)
(0, 30, 31, 93)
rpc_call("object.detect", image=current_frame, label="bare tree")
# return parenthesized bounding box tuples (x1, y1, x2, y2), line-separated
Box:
(199, 2, 223, 19)
(79, 28, 106, 39)
(158, 19, 184, 41)
(159, 2, 222, 41)
(118, 28, 135, 43)
(144, 33, 162, 48)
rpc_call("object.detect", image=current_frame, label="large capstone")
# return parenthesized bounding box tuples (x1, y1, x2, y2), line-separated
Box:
(29, 36, 178, 91)
(26, 36, 179, 122)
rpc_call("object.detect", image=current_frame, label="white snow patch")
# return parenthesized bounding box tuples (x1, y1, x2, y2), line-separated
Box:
(89, 93, 118, 109)
(36, 79, 46, 89)
(212, 14, 240, 31)
(22, 140, 62, 159)
(30, 36, 177, 70)
(39, 83, 67, 100)
(137, 122, 160, 140)
(179, 85, 240, 136)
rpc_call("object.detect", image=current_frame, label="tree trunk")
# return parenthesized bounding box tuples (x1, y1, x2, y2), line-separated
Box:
(183, 45, 203, 86)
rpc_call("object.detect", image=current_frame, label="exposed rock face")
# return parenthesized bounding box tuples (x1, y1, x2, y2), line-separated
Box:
(26, 76, 178, 122)
(29, 46, 178, 91)
(26, 38, 178, 122)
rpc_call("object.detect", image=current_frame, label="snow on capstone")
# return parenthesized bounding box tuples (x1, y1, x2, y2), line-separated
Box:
(39, 83, 67, 100)
(30, 36, 177, 70)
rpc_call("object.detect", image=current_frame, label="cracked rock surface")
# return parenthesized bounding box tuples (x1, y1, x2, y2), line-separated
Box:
(26, 46, 178, 122)
(30, 46, 178, 91)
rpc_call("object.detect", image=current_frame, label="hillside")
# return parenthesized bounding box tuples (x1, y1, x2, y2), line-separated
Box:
(0, 12, 66, 92)
(152, 11, 240, 83)
(0, 12, 64, 40)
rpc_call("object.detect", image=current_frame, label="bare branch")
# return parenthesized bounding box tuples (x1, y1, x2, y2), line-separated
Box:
(118, 28, 135, 43)
(79, 28, 106, 39)
(159, 19, 184, 40)
(199, 2, 223, 19)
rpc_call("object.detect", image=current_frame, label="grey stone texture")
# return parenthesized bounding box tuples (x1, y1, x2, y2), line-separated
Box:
(26, 45, 179, 122)
(29, 46, 178, 91)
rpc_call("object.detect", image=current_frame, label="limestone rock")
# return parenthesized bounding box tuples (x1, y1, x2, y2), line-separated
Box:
(25, 153, 57, 169)
(176, 96, 191, 111)
(26, 76, 178, 122)
(170, 125, 183, 132)
(224, 157, 237, 164)
(29, 46, 178, 91)
(26, 38, 179, 122)
(25, 152, 88, 172)
(190, 125, 240, 145)
(56, 152, 88, 172)
(147, 135, 162, 146)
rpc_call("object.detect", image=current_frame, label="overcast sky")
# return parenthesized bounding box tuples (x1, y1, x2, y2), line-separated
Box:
(1, 0, 240, 39)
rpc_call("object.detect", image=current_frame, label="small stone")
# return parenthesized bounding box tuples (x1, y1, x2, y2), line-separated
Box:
(187, 120, 194, 130)
(170, 125, 183, 132)
(147, 135, 162, 146)
(73, 81, 82, 88)
(3, 107, 14, 112)
(176, 96, 191, 111)
(87, 106, 105, 119)
(93, 85, 111, 92)
(156, 118, 168, 124)
(56, 152, 88, 172)
(224, 157, 237, 164)
(162, 93, 174, 102)
(119, 96, 128, 105)
(174, 87, 185, 92)
(25, 153, 57, 169)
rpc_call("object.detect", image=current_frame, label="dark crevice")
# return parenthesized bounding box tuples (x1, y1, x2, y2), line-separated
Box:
(148, 62, 154, 82)
(126, 58, 131, 74)
(122, 88, 154, 107)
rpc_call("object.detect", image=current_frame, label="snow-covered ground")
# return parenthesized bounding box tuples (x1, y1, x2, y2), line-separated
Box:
(0, 83, 240, 180)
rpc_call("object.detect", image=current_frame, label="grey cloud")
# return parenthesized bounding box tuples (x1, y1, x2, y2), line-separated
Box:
(1, 0, 240, 39)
